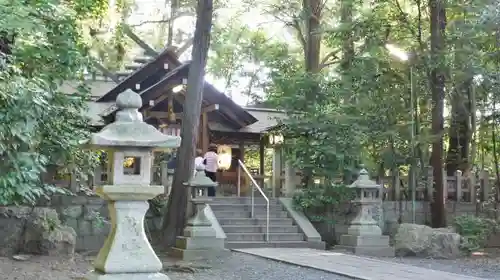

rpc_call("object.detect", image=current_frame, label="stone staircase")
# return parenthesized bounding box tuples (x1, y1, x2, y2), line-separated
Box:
(208, 197, 320, 249)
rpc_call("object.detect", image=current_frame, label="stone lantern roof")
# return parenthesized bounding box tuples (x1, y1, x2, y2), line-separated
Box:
(349, 169, 380, 190)
(87, 89, 180, 149)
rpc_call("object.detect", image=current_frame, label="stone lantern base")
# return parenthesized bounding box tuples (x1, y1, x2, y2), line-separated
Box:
(336, 234, 395, 257)
(84, 185, 170, 280)
(170, 200, 225, 261)
(336, 204, 394, 257)
(85, 272, 169, 280)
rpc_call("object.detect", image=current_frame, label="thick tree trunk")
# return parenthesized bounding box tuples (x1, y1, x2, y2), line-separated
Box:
(445, 84, 471, 177)
(429, 0, 447, 228)
(299, 0, 323, 188)
(161, 0, 213, 248)
(303, 0, 322, 74)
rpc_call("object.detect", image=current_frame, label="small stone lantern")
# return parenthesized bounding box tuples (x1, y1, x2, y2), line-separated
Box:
(84, 89, 180, 280)
(171, 166, 224, 261)
(189, 165, 217, 200)
(337, 168, 394, 256)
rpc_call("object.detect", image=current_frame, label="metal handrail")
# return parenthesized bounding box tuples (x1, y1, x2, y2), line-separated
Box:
(237, 159, 270, 242)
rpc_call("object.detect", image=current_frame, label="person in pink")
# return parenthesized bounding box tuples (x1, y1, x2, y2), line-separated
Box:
(203, 144, 218, 196)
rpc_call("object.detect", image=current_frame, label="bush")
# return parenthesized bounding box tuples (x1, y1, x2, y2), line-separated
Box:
(452, 215, 500, 253)
(292, 183, 355, 224)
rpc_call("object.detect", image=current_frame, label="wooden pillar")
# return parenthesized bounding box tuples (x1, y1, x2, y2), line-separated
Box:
(239, 141, 245, 194)
(239, 141, 245, 162)
(201, 112, 209, 152)
(259, 137, 265, 176)
(272, 147, 281, 197)
(197, 112, 209, 152)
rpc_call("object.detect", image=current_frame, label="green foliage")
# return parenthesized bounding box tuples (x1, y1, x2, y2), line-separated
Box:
(453, 215, 500, 253)
(0, 0, 102, 205)
(293, 183, 355, 223)
(209, 21, 296, 104)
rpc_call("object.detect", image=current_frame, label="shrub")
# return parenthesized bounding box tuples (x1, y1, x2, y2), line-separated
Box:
(452, 214, 500, 253)
(292, 183, 355, 224)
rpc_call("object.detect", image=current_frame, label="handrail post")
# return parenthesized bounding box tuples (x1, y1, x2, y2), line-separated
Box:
(251, 178, 255, 218)
(266, 202, 269, 242)
(237, 164, 241, 197)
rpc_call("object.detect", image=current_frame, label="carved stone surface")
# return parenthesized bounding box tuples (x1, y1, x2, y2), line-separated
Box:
(92, 201, 162, 274)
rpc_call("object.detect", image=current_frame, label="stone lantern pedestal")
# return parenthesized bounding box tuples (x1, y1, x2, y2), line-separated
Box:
(84, 89, 181, 280)
(171, 166, 225, 261)
(337, 169, 394, 257)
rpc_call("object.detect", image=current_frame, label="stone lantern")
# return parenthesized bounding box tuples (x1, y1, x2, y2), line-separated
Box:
(188, 165, 217, 202)
(171, 166, 224, 261)
(337, 168, 394, 257)
(84, 89, 180, 280)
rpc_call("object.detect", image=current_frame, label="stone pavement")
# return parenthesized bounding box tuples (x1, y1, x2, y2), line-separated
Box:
(233, 248, 490, 280)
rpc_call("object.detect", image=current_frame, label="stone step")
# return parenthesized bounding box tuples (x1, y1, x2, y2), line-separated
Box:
(213, 210, 288, 219)
(222, 225, 300, 234)
(208, 203, 284, 212)
(208, 197, 280, 205)
(225, 241, 316, 249)
(225, 233, 304, 242)
(217, 218, 294, 226)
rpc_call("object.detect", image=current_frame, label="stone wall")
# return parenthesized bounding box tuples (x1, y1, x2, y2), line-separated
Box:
(0, 194, 164, 253)
(329, 201, 478, 244)
(53, 194, 164, 252)
(0, 196, 485, 253)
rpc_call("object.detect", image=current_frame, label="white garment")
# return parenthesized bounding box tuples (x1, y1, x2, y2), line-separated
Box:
(194, 156, 205, 175)
(204, 151, 218, 172)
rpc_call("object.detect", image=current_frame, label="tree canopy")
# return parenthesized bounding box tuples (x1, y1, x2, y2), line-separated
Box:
(0, 0, 108, 204)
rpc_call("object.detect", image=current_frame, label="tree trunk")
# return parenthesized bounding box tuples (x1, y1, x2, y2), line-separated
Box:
(445, 84, 471, 177)
(429, 0, 447, 228)
(303, 0, 322, 74)
(299, 0, 323, 188)
(161, 0, 214, 248)
(167, 0, 179, 46)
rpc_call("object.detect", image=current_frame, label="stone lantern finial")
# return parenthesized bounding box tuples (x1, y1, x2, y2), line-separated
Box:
(358, 168, 369, 181)
(115, 89, 143, 122)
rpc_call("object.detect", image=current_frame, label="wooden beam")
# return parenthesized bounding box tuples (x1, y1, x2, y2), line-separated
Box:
(144, 104, 219, 120)
(91, 60, 120, 83)
(121, 24, 158, 57)
(176, 37, 194, 56)
(202, 103, 219, 113)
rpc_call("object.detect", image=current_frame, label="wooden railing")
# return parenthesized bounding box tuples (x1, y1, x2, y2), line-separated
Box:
(379, 168, 494, 203)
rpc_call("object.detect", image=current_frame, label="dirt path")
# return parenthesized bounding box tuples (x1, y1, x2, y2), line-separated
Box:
(0, 252, 346, 280)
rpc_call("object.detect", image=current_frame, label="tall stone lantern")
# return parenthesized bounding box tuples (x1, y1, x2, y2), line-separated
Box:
(337, 168, 394, 257)
(84, 89, 180, 280)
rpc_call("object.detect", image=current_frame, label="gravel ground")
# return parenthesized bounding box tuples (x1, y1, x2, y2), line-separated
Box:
(0, 251, 350, 280)
(372, 255, 500, 279)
